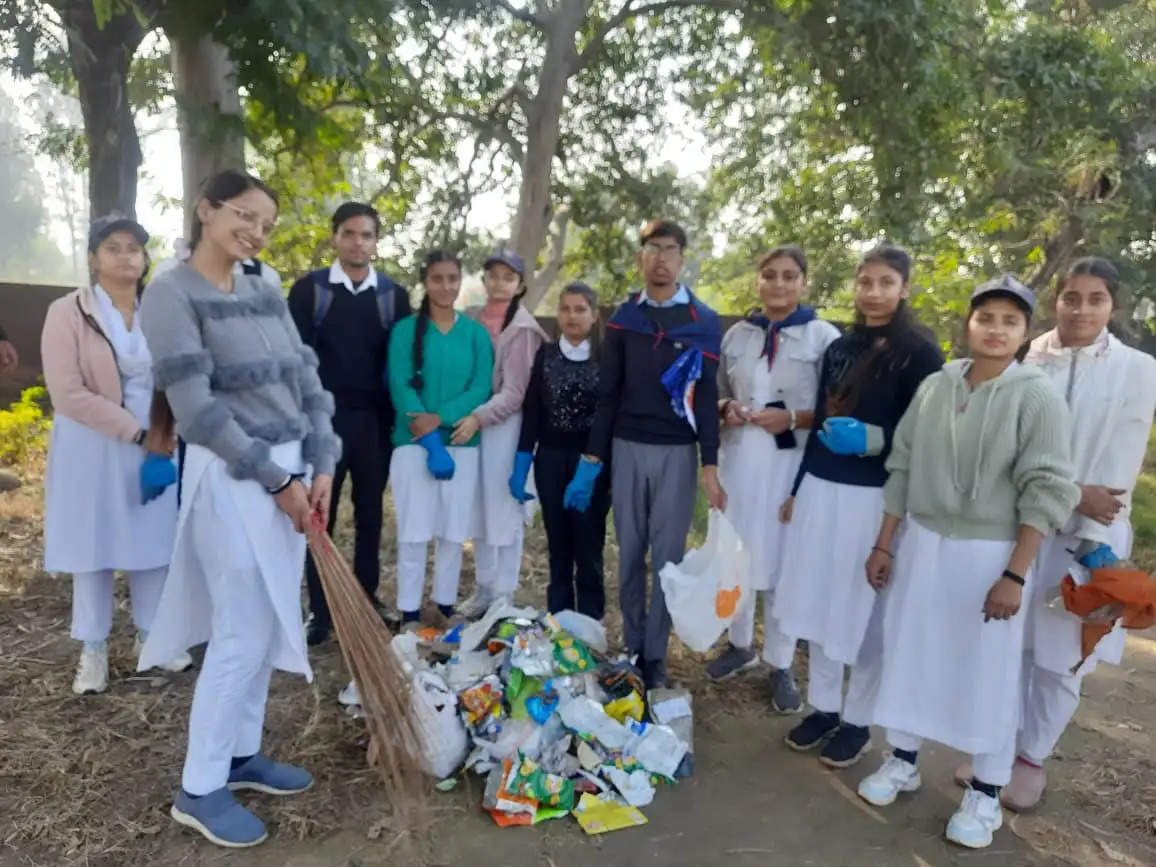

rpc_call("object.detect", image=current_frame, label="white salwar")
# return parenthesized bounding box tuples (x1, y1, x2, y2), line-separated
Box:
(472, 413, 527, 596)
(871, 520, 1023, 785)
(139, 441, 310, 795)
(772, 475, 885, 722)
(718, 317, 838, 665)
(390, 444, 480, 613)
(1018, 329, 1156, 764)
(43, 285, 177, 642)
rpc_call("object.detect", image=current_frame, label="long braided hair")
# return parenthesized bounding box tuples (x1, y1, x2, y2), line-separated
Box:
(410, 249, 462, 391)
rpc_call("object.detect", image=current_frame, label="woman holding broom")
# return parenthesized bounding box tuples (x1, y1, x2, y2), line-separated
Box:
(139, 169, 340, 848)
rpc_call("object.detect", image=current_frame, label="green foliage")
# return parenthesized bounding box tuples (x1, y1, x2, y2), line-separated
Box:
(694, 0, 1156, 347)
(0, 387, 50, 467)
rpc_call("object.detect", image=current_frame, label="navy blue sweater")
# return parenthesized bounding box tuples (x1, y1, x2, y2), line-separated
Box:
(586, 301, 722, 465)
(792, 324, 943, 494)
(287, 269, 411, 413)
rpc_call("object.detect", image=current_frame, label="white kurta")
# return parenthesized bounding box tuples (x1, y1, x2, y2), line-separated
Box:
(391, 444, 481, 544)
(472, 412, 525, 547)
(138, 441, 310, 678)
(771, 475, 884, 664)
(1024, 329, 1156, 673)
(871, 520, 1024, 756)
(43, 286, 177, 574)
(718, 318, 838, 588)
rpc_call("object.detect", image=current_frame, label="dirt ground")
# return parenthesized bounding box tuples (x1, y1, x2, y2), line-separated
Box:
(2, 475, 1155, 867)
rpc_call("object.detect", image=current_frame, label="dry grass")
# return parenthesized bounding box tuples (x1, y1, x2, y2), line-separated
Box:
(3, 458, 1156, 863)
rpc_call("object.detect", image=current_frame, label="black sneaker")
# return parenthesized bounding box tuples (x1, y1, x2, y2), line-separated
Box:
(305, 614, 331, 646)
(785, 711, 840, 751)
(819, 724, 872, 768)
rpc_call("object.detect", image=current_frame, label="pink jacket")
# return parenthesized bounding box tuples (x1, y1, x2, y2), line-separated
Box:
(41, 285, 143, 443)
(470, 303, 547, 428)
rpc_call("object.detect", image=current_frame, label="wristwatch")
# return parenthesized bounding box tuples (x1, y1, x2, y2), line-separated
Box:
(788, 409, 798, 431)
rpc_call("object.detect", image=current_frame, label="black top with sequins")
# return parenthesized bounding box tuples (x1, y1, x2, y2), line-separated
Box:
(518, 342, 601, 452)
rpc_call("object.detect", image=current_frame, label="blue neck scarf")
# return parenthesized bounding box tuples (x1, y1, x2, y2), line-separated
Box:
(747, 305, 817, 370)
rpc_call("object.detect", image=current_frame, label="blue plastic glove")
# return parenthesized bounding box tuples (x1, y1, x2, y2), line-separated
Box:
(140, 453, 177, 505)
(1078, 543, 1119, 570)
(508, 450, 535, 503)
(417, 431, 455, 481)
(817, 417, 868, 456)
(563, 457, 603, 513)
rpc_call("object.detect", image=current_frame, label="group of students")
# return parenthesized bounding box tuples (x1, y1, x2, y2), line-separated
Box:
(35, 164, 1153, 851)
(708, 243, 1155, 849)
(37, 168, 716, 847)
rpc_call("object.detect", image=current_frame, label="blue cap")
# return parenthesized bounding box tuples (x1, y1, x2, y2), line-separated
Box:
(88, 213, 149, 252)
(971, 273, 1035, 315)
(484, 247, 525, 276)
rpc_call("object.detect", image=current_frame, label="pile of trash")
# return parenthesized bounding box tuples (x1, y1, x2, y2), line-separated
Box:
(386, 601, 694, 833)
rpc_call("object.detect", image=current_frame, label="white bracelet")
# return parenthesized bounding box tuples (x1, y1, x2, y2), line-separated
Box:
(788, 409, 798, 431)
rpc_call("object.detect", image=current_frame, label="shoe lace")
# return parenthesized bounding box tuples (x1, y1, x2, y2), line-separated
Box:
(880, 752, 914, 779)
(962, 787, 997, 816)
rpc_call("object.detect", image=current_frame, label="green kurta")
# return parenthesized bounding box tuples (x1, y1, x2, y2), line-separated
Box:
(388, 312, 494, 448)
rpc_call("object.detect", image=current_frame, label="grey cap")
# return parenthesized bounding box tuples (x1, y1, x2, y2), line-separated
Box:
(88, 213, 149, 252)
(971, 273, 1035, 315)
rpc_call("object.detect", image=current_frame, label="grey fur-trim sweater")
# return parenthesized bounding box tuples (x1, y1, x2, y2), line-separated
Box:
(140, 263, 341, 488)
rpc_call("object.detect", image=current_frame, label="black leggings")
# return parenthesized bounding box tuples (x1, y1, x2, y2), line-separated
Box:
(534, 446, 611, 619)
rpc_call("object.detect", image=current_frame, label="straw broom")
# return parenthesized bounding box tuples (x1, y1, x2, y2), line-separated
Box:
(306, 518, 428, 828)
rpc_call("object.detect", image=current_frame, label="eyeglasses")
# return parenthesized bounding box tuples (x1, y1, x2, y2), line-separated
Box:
(218, 200, 276, 237)
(642, 242, 683, 260)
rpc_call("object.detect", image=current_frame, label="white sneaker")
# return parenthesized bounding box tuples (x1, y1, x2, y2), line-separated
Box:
(946, 787, 1003, 848)
(134, 635, 193, 673)
(159, 651, 194, 673)
(73, 645, 109, 695)
(458, 589, 494, 620)
(337, 680, 361, 707)
(858, 752, 922, 806)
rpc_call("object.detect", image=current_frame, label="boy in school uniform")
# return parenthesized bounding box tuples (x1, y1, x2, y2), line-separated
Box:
(566, 219, 726, 690)
(288, 202, 411, 652)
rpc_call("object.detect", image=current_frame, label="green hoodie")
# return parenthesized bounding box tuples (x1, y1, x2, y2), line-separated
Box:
(883, 359, 1079, 541)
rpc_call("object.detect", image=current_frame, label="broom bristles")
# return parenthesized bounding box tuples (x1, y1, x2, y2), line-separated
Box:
(307, 527, 429, 828)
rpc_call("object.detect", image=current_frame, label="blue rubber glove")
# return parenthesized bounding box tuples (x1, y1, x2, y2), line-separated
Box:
(563, 457, 603, 513)
(1078, 543, 1119, 570)
(140, 453, 177, 505)
(817, 417, 868, 456)
(508, 450, 535, 503)
(417, 431, 455, 481)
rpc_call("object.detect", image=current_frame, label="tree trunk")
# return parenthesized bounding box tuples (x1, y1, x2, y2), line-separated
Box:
(170, 33, 246, 237)
(54, 3, 147, 219)
(513, 0, 587, 310)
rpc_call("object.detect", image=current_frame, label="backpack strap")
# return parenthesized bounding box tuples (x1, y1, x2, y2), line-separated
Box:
(312, 279, 334, 329)
(374, 279, 401, 331)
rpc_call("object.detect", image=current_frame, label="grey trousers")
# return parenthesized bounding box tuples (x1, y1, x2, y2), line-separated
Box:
(611, 438, 699, 663)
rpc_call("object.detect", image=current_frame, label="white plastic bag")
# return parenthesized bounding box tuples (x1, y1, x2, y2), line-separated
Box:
(551, 610, 609, 653)
(412, 671, 468, 778)
(659, 510, 751, 653)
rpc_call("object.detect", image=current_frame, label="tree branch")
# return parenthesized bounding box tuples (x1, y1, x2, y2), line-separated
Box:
(532, 207, 571, 302)
(495, 0, 546, 29)
(578, 0, 740, 69)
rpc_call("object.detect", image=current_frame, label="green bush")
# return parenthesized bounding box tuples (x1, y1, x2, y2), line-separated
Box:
(0, 387, 51, 467)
